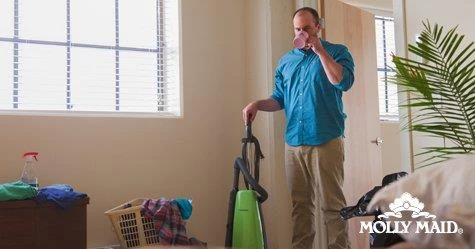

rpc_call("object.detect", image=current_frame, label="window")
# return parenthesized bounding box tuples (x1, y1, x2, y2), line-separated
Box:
(375, 16, 398, 121)
(0, 0, 180, 116)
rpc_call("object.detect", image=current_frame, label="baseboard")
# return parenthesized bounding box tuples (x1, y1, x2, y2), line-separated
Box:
(88, 245, 121, 249)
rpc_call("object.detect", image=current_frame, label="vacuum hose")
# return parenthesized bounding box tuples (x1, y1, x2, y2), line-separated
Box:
(234, 157, 268, 203)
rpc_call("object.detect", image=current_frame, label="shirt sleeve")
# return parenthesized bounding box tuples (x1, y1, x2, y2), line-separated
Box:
(270, 65, 285, 108)
(333, 46, 355, 92)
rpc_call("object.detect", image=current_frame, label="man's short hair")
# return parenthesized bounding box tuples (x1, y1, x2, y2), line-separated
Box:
(293, 7, 320, 25)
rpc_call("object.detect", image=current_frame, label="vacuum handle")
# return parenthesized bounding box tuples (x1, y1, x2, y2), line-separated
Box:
(340, 186, 382, 220)
(234, 157, 268, 203)
(245, 120, 252, 140)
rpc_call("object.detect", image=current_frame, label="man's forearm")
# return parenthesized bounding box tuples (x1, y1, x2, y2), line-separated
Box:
(256, 98, 283, 112)
(318, 49, 343, 84)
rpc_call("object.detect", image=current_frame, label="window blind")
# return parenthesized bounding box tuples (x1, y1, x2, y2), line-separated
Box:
(375, 16, 398, 121)
(0, 0, 180, 115)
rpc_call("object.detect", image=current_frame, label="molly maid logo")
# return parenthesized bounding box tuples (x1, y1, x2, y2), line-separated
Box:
(360, 192, 463, 234)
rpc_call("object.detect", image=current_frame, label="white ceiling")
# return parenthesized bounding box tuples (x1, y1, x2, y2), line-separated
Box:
(339, 0, 393, 13)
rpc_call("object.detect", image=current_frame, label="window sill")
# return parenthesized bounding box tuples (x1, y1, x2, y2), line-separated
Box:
(380, 116, 400, 123)
(0, 110, 182, 119)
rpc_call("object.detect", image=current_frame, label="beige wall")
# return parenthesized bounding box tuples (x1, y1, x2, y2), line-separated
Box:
(381, 122, 402, 175)
(243, 1, 293, 248)
(394, 0, 475, 170)
(1, 0, 432, 247)
(0, 0, 246, 247)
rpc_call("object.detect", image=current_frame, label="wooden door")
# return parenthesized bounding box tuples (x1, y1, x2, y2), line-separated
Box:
(320, 0, 383, 248)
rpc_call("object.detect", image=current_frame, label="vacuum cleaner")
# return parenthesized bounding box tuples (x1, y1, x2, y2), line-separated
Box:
(225, 121, 268, 249)
(340, 172, 408, 248)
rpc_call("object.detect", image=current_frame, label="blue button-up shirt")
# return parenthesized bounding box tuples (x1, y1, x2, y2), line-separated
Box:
(270, 40, 355, 146)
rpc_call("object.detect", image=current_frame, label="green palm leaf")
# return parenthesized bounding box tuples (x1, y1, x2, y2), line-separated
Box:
(391, 21, 475, 166)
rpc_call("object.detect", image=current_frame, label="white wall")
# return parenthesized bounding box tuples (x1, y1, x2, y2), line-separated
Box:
(408, 1, 475, 168)
(381, 122, 402, 175)
(406, 0, 475, 43)
(0, 0, 246, 247)
(394, 0, 475, 171)
(340, 0, 392, 12)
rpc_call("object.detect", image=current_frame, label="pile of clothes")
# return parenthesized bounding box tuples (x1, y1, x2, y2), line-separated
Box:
(0, 181, 87, 209)
(140, 198, 206, 247)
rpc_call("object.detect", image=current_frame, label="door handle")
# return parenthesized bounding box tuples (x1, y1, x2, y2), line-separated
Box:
(371, 137, 384, 146)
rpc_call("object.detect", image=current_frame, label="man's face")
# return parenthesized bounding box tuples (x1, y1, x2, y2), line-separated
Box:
(293, 12, 320, 37)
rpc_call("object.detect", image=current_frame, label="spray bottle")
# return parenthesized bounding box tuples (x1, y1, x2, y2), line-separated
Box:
(20, 152, 39, 189)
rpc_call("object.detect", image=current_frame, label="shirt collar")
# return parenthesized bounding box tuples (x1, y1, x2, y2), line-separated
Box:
(294, 48, 313, 56)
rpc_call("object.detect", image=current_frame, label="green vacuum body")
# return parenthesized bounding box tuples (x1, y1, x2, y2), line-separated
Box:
(225, 122, 268, 249)
(232, 190, 264, 249)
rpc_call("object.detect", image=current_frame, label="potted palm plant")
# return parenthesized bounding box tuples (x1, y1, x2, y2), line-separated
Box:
(391, 21, 475, 167)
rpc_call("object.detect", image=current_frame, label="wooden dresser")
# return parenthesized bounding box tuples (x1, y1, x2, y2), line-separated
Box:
(0, 197, 89, 249)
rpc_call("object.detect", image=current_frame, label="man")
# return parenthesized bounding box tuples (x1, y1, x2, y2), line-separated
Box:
(242, 7, 355, 249)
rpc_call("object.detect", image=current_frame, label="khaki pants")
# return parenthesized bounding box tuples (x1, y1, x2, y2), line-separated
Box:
(285, 138, 349, 249)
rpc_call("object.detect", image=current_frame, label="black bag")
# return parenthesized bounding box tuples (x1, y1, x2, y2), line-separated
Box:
(340, 172, 408, 248)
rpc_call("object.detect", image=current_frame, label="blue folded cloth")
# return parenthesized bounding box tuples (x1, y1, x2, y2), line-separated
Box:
(41, 184, 73, 191)
(36, 184, 86, 209)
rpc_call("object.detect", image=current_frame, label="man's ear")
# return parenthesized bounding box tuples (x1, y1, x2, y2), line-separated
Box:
(315, 23, 321, 36)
